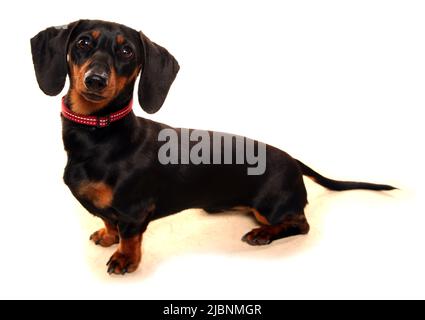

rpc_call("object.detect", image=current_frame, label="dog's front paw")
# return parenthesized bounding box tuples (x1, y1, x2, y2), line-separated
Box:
(90, 228, 119, 247)
(106, 251, 141, 275)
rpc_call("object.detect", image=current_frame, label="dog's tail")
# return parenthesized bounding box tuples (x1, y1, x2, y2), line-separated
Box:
(296, 160, 396, 191)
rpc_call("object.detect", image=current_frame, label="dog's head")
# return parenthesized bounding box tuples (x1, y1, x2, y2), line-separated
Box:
(31, 20, 179, 114)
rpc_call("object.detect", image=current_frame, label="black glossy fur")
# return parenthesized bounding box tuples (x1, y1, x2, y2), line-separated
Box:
(31, 20, 395, 275)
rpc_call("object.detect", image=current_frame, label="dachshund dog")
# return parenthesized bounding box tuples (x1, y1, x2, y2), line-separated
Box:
(31, 20, 395, 275)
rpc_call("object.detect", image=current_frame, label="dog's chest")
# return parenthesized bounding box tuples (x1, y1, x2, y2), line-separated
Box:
(62, 129, 118, 210)
(63, 159, 115, 208)
(76, 181, 114, 209)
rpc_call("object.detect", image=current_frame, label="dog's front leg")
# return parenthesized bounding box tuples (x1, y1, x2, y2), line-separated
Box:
(106, 221, 148, 275)
(90, 219, 120, 247)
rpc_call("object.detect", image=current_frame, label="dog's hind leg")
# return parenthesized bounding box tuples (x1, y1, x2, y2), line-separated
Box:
(242, 211, 310, 245)
(242, 180, 310, 246)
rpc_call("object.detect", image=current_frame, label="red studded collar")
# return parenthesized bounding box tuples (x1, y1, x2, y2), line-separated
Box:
(61, 97, 133, 128)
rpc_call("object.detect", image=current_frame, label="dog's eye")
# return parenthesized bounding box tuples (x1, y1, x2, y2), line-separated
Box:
(76, 37, 92, 50)
(119, 45, 134, 59)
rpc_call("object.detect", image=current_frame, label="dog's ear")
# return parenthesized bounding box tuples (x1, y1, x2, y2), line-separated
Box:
(30, 21, 80, 96)
(138, 31, 180, 114)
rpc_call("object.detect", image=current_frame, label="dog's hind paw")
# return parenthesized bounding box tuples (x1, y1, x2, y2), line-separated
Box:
(242, 228, 273, 246)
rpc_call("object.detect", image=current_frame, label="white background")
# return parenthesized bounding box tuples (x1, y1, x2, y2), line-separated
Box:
(0, 0, 424, 299)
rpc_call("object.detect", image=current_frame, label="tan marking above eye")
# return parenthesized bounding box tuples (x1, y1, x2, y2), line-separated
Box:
(116, 35, 125, 45)
(91, 30, 100, 39)
(77, 181, 113, 209)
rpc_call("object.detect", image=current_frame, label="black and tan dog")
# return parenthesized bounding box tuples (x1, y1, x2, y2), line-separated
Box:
(31, 20, 395, 275)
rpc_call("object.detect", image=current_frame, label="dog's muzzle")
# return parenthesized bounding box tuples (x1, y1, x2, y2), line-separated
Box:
(84, 63, 110, 92)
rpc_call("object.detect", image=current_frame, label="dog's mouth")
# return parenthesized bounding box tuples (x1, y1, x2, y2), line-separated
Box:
(81, 92, 106, 102)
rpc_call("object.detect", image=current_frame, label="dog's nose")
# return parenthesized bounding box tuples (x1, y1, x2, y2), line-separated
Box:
(84, 74, 108, 91)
